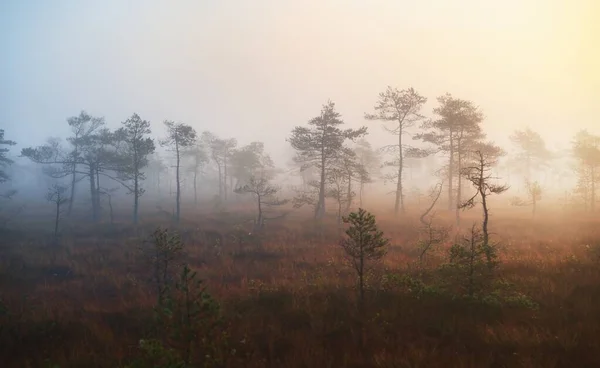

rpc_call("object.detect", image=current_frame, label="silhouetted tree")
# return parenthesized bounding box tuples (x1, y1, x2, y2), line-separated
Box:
(459, 146, 509, 267)
(415, 94, 485, 215)
(353, 138, 380, 207)
(509, 127, 552, 183)
(65, 111, 104, 215)
(114, 113, 156, 224)
(22, 120, 119, 222)
(340, 208, 389, 312)
(327, 166, 350, 225)
(572, 130, 600, 212)
(202, 132, 237, 200)
(510, 180, 542, 218)
(234, 175, 288, 232)
(46, 184, 69, 238)
(365, 87, 427, 214)
(160, 121, 197, 223)
(288, 100, 367, 219)
(0, 129, 16, 200)
(230, 141, 275, 191)
(183, 142, 208, 205)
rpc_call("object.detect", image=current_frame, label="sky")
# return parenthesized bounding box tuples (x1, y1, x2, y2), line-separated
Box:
(1, 0, 598, 166)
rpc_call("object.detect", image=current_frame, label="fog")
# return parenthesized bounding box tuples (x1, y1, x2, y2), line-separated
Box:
(3, 2, 600, 366)
(3, 0, 599, 153)
(1, 0, 599, 221)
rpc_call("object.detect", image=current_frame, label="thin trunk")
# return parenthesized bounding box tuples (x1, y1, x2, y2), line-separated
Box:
(345, 173, 352, 212)
(68, 164, 77, 215)
(479, 159, 493, 268)
(224, 154, 228, 201)
(217, 163, 223, 198)
(96, 167, 101, 219)
(456, 149, 462, 226)
(257, 195, 263, 228)
(395, 128, 404, 215)
(89, 165, 98, 222)
(359, 181, 364, 207)
(133, 173, 139, 224)
(175, 141, 181, 223)
(448, 135, 454, 210)
(68, 142, 79, 215)
(193, 169, 198, 205)
(317, 158, 326, 219)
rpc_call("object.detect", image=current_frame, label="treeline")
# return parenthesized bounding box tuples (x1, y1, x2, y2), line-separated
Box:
(1, 87, 599, 225)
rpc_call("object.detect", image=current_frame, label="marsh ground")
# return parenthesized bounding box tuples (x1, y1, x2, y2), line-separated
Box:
(1, 203, 599, 368)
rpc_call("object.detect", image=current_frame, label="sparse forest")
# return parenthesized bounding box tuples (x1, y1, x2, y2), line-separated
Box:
(1, 1, 599, 367)
(2, 91, 600, 368)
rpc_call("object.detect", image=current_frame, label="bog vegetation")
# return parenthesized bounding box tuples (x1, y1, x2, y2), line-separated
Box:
(1, 92, 600, 367)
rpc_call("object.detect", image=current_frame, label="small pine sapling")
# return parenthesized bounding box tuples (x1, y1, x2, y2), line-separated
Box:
(141, 228, 184, 311)
(448, 224, 498, 298)
(340, 208, 389, 307)
(171, 264, 221, 365)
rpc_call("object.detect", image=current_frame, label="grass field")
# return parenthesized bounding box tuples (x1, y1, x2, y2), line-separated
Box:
(1, 203, 599, 368)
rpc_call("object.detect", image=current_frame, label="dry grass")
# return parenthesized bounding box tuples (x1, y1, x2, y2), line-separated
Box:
(1, 204, 600, 368)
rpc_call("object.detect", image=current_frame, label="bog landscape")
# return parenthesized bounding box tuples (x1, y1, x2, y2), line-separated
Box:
(2, 2, 599, 367)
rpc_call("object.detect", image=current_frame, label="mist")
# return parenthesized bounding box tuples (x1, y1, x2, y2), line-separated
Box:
(1, 1, 600, 367)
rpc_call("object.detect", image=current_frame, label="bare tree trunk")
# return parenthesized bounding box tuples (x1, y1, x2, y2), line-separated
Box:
(193, 169, 198, 205)
(456, 149, 462, 226)
(175, 141, 181, 223)
(448, 136, 454, 211)
(68, 164, 77, 215)
(345, 173, 352, 212)
(134, 173, 139, 224)
(224, 154, 228, 201)
(89, 165, 98, 222)
(316, 157, 326, 219)
(68, 143, 79, 215)
(217, 164, 223, 198)
(395, 128, 404, 215)
(359, 181, 364, 207)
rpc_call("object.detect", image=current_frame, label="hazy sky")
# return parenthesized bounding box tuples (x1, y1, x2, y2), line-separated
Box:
(2, 0, 598, 165)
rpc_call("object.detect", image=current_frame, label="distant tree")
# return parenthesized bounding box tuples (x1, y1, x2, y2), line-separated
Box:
(22, 117, 119, 222)
(202, 132, 237, 200)
(146, 153, 168, 198)
(45, 184, 69, 238)
(234, 175, 288, 232)
(114, 113, 156, 224)
(288, 100, 367, 219)
(415, 94, 485, 215)
(160, 121, 197, 223)
(353, 138, 380, 207)
(365, 87, 427, 214)
(183, 142, 208, 205)
(509, 127, 552, 183)
(334, 148, 366, 213)
(510, 180, 542, 218)
(65, 111, 105, 215)
(230, 141, 276, 190)
(572, 130, 600, 212)
(340, 208, 389, 310)
(0, 129, 16, 199)
(327, 166, 351, 225)
(459, 147, 509, 267)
